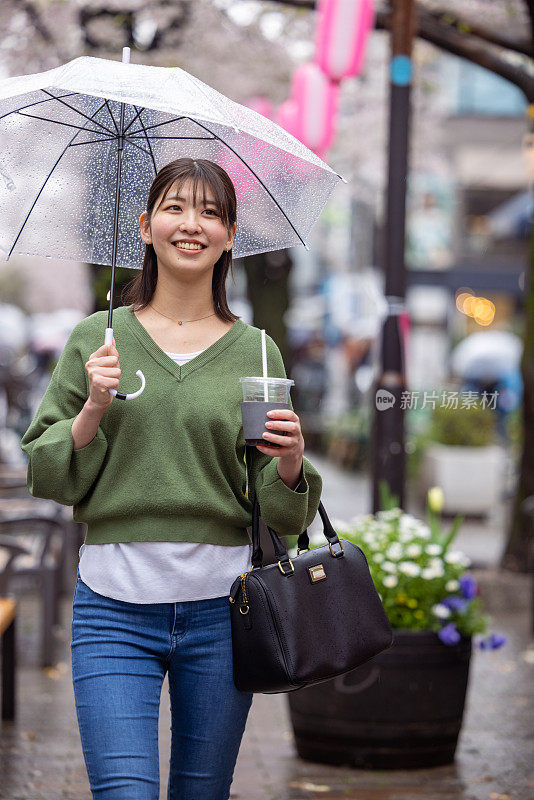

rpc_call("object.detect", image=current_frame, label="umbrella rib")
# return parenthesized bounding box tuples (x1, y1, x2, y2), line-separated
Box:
(14, 110, 113, 137)
(69, 137, 120, 146)
(123, 105, 147, 135)
(127, 115, 189, 136)
(0, 91, 81, 122)
(40, 90, 115, 135)
(124, 137, 154, 160)
(7, 99, 110, 260)
(128, 134, 216, 141)
(103, 99, 120, 135)
(129, 108, 157, 175)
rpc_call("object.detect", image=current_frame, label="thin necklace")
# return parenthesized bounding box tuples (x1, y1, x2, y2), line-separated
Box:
(148, 302, 217, 326)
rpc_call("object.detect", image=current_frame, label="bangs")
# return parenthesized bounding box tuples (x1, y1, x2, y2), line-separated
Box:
(156, 170, 230, 229)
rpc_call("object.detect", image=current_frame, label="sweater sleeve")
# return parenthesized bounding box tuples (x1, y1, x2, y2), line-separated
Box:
(246, 333, 323, 537)
(20, 324, 108, 506)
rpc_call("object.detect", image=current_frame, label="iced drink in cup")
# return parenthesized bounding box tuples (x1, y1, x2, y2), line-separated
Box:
(239, 376, 294, 448)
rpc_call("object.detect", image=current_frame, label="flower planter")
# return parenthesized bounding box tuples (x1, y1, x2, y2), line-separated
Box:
(287, 629, 472, 770)
(422, 444, 504, 515)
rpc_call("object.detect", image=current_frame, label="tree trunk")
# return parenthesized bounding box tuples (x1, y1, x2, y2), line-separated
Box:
(243, 249, 293, 372)
(501, 224, 534, 573)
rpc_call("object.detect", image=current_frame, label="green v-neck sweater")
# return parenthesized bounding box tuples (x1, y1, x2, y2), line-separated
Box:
(20, 305, 323, 546)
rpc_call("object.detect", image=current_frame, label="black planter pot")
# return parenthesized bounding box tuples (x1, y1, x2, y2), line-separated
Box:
(287, 629, 472, 770)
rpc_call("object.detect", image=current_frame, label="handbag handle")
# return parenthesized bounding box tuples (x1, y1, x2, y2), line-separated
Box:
(246, 448, 343, 569)
(250, 496, 344, 569)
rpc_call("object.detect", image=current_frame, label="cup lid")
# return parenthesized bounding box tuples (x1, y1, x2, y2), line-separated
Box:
(239, 376, 294, 386)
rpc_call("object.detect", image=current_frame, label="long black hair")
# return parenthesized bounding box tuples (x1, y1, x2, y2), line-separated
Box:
(121, 157, 239, 323)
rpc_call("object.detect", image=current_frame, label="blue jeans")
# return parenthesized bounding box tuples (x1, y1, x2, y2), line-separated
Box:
(70, 570, 253, 800)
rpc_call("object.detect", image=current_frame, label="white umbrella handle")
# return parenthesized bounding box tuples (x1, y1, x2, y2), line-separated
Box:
(104, 327, 146, 400)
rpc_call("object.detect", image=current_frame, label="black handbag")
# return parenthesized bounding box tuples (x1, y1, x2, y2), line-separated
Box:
(229, 490, 394, 694)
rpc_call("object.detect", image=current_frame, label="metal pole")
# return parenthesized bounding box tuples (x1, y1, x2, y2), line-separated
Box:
(107, 46, 130, 331)
(371, 0, 416, 512)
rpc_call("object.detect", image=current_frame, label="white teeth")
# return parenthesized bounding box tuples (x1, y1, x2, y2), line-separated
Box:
(173, 242, 204, 250)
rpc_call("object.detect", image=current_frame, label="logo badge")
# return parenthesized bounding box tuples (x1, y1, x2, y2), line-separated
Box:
(308, 564, 326, 583)
(375, 389, 396, 410)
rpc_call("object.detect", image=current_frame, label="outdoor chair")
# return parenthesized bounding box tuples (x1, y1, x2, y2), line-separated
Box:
(0, 537, 27, 721)
(0, 598, 17, 721)
(0, 516, 68, 667)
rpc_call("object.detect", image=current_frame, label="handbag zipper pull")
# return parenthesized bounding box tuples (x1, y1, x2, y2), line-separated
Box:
(228, 571, 250, 612)
(239, 571, 250, 615)
(239, 570, 253, 630)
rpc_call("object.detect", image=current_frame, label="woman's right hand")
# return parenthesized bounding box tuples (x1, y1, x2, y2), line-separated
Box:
(85, 338, 121, 410)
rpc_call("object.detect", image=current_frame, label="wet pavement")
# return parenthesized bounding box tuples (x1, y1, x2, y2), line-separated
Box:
(1, 452, 533, 800)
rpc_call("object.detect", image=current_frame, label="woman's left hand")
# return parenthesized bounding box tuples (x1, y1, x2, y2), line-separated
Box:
(256, 409, 304, 465)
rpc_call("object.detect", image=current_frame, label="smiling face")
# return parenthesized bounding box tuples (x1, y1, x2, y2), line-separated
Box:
(139, 177, 236, 274)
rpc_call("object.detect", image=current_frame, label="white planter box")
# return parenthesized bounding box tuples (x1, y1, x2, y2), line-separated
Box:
(422, 444, 505, 515)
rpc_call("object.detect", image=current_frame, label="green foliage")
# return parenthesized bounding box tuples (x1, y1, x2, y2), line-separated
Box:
(378, 480, 399, 511)
(429, 403, 496, 447)
(323, 406, 370, 440)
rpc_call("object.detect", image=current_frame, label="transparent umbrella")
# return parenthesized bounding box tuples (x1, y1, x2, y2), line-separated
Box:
(451, 331, 523, 382)
(0, 47, 345, 400)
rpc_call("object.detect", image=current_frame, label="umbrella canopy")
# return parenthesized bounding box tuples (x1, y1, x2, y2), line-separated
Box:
(0, 49, 345, 400)
(0, 52, 345, 267)
(451, 330, 523, 382)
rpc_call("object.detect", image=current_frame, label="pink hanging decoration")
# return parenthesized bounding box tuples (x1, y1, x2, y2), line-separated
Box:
(291, 62, 339, 154)
(315, 0, 375, 82)
(217, 146, 260, 202)
(246, 96, 273, 119)
(274, 98, 299, 138)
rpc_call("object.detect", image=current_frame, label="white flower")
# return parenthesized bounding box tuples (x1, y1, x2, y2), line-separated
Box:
(363, 532, 378, 545)
(383, 575, 398, 588)
(417, 526, 431, 539)
(426, 543, 443, 555)
(398, 561, 421, 577)
(445, 579, 460, 592)
(399, 514, 418, 529)
(444, 550, 469, 565)
(382, 561, 397, 573)
(398, 530, 415, 543)
(406, 543, 422, 558)
(422, 567, 438, 579)
(373, 552, 385, 563)
(377, 509, 401, 521)
(428, 557, 444, 569)
(431, 603, 451, 619)
(385, 543, 403, 561)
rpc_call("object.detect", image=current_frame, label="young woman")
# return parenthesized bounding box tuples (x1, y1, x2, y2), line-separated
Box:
(21, 157, 323, 800)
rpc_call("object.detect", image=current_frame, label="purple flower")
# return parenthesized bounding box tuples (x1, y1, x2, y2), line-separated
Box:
(442, 595, 470, 613)
(459, 574, 478, 599)
(438, 622, 461, 646)
(477, 632, 507, 650)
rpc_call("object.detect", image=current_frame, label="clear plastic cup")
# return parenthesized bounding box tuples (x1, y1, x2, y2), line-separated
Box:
(239, 377, 294, 403)
(239, 377, 295, 447)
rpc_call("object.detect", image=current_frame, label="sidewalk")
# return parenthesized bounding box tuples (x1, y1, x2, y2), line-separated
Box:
(0, 451, 532, 800)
